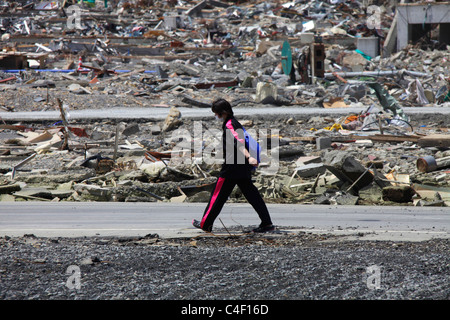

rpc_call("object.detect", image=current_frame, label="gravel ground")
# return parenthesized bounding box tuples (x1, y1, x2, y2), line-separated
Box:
(1, 231, 448, 302)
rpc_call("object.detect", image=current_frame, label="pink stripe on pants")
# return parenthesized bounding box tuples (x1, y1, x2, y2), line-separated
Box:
(201, 177, 225, 228)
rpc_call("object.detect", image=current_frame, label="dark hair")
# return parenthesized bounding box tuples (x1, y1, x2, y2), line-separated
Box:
(211, 98, 233, 116)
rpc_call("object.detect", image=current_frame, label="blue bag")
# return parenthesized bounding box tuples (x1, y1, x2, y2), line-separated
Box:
(243, 127, 261, 169)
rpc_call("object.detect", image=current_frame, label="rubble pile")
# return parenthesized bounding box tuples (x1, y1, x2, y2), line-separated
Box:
(0, 0, 449, 206)
(1, 113, 449, 206)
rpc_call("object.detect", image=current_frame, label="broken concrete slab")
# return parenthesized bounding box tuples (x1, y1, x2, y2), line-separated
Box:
(382, 185, 416, 203)
(185, 190, 211, 203)
(255, 82, 278, 103)
(122, 123, 140, 136)
(358, 183, 384, 204)
(295, 163, 326, 178)
(314, 190, 358, 206)
(73, 184, 111, 201)
(323, 153, 374, 192)
(162, 106, 182, 132)
(0, 183, 21, 194)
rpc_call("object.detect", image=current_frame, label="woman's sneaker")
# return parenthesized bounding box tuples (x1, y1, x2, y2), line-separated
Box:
(252, 224, 275, 233)
(192, 219, 212, 232)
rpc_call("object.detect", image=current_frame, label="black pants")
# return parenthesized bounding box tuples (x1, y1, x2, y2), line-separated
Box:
(200, 177, 273, 231)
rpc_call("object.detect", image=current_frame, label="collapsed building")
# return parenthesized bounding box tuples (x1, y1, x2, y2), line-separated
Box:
(0, 0, 449, 206)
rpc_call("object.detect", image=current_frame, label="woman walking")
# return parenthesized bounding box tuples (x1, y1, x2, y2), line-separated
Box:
(192, 99, 275, 233)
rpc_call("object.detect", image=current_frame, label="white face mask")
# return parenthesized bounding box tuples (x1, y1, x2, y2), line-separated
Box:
(215, 115, 222, 121)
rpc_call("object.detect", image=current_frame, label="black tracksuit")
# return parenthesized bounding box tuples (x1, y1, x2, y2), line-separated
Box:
(199, 116, 273, 231)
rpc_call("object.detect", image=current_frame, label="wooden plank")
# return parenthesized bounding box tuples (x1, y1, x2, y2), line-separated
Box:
(193, 80, 238, 89)
(289, 136, 316, 143)
(289, 134, 422, 144)
(0, 76, 17, 83)
(418, 134, 450, 148)
(349, 134, 422, 143)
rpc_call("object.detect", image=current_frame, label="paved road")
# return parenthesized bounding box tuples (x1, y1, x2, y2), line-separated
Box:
(1, 106, 449, 121)
(0, 202, 449, 241)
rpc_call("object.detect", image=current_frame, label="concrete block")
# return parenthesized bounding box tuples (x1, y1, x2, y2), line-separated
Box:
(0, 183, 21, 194)
(300, 33, 314, 44)
(295, 163, 326, 178)
(255, 82, 278, 103)
(122, 123, 140, 136)
(357, 37, 379, 58)
(324, 155, 374, 191)
(316, 137, 331, 150)
(295, 156, 322, 167)
(382, 186, 416, 203)
(164, 16, 178, 30)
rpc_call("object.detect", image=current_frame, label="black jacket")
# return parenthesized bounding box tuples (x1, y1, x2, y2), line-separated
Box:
(219, 115, 253, 179)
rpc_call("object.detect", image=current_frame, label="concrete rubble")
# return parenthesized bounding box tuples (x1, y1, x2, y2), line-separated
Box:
(0, 0, 449, 207)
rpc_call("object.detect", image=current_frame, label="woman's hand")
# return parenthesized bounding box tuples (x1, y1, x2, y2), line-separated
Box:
(248, 156, 258, 167)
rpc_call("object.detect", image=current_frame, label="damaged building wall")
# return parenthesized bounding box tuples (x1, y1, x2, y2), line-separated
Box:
(397, 1, 450, 51)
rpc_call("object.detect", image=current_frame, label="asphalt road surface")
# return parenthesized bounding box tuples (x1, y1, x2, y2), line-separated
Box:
(1, 202, 449, 302)
(1, 202, 449, 241)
